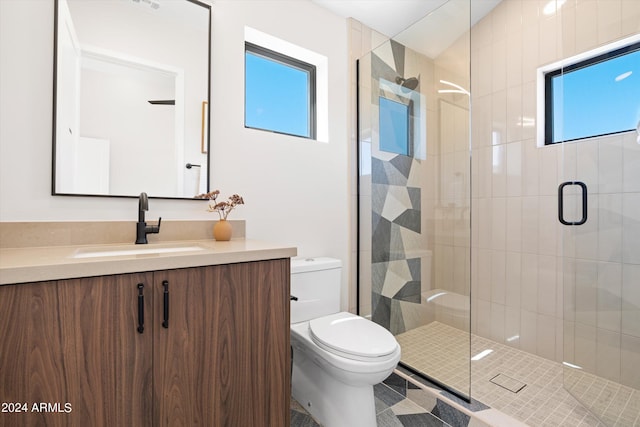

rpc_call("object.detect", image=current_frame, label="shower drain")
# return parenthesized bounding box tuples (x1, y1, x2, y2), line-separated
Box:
(489, 373, 527, 393)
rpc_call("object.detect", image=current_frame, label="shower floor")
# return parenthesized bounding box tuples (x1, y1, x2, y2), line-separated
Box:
(395, 322, 640, 427)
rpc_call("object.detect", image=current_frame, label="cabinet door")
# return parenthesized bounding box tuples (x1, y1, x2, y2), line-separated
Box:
(0, 281, 68, 427)
(154, 260, 290, 427)
(0, 274, 153, 427)
(244, 258, 290, 425)
(56, 273, 153, 427)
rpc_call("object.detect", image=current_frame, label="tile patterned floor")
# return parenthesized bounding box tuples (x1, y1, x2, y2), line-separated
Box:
(396, 321, 640, 427)
(373, 378, 457, 427)
(290, 375, 457, 427)
(291, 398, 321, 427)
(290, 321, 640, 426)
(396, 321, 470, 395)
(564, 368, 640, 427)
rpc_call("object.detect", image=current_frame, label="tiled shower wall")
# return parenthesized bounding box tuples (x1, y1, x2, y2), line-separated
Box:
(352, 17, 472, 335)
(356, 37, 435, 334)
(366, 40, 433, 335)
(470, 0, 640, 387)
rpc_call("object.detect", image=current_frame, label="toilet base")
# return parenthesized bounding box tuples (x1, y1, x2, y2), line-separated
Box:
(292, 355, 376, 427)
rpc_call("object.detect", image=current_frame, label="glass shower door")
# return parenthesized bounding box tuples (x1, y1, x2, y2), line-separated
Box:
(357, 0, 472, 400)
(560, 94, 640, 426)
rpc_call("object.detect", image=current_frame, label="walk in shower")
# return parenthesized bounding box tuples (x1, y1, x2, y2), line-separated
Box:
(356, 0, 640, 425)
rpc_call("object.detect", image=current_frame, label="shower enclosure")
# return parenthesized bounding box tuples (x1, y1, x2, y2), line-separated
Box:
(357, 0, 472, 401)
(357, 0, 640, 424)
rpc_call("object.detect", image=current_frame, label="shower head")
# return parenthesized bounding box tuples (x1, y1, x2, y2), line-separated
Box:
(395, 76, 420, 91)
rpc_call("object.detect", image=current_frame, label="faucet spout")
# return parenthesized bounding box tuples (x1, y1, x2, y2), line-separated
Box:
(138, 192, 149, 223)
(136, 192, 161, 244)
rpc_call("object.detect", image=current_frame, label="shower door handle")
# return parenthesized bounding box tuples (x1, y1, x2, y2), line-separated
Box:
(558, 181, 587, 226)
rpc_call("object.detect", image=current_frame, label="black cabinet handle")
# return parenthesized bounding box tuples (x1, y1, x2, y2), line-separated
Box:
(558, 181, 588, 225)
(137, 283, 144, 333)
(162, 280, 169, 329)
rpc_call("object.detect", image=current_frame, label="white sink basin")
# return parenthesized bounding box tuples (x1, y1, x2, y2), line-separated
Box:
(72, 243, 206, 259)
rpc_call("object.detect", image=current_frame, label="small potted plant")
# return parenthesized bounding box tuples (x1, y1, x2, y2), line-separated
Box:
(198, 190, 245, 241)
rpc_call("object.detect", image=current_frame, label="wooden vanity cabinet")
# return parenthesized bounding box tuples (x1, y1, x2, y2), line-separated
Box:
(0, 258, 290, 427)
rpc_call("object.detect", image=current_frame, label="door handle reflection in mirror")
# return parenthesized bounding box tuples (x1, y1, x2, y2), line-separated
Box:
(558, 181, 587, 226)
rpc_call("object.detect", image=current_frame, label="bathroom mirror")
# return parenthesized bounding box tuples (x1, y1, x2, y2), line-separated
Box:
(52, 0, 211, 199)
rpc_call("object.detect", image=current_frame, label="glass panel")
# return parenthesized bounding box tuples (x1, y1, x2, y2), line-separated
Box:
(358, 0, 471, 400)
(560, 42, 640, 427)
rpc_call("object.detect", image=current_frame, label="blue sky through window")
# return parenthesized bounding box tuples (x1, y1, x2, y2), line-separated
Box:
(552, 49, 640, 143)
(245, 52, 310, 138)
(379, 97, 410, 155)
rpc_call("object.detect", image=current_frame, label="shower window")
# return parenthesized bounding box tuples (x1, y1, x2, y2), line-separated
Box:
(379, 96, 412, 156)
(543, 40, 640, 145)
(244, 42, 316, 139)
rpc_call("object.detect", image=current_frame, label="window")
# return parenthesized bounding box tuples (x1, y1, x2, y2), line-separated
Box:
(245, 42, 316, 139)
(379, 96, 412, 156)
(544, 41, 640, 145)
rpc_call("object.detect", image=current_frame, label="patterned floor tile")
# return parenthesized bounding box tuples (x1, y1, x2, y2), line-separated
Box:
(375, 382, 407, 409)
(290, 409, 321, 427)
(291, 379, 453, 427)
(396, 413, 451, 427)
(291, 397, 321, 427)
(377, 408, 404, 427)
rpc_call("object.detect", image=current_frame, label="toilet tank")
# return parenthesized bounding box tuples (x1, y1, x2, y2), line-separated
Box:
(290, 257, 342, 324)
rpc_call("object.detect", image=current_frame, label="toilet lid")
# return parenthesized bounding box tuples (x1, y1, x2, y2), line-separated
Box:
(309, 312, 398, 360)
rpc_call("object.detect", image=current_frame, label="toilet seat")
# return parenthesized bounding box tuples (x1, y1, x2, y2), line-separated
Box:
(308, 312, 398, 362)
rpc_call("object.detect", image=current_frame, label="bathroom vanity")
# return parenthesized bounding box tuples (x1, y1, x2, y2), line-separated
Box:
(0, 238, 295, 427)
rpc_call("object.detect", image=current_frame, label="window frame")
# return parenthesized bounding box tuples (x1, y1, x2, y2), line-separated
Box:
(543, 41, 640, 145)
(244, 41, 317, 139)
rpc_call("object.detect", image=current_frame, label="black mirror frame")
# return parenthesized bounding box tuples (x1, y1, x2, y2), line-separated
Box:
(51, 0, 212, 201)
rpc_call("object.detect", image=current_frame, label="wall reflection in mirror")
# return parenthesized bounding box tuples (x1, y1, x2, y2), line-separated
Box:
(53, 0, 211, 199)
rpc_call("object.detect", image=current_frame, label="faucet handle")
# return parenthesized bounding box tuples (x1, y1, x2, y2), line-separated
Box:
(149, 217, 162, 234)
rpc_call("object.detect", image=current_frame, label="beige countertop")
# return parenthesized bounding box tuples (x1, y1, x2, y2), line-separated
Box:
(0, 239, 297, 285)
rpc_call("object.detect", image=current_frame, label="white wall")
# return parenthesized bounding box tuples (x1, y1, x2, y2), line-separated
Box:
(0, 0, 350, 307)
(209, 1, 350, 306)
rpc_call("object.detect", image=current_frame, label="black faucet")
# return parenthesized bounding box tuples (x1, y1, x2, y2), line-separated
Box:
(136, 192, 161, 244)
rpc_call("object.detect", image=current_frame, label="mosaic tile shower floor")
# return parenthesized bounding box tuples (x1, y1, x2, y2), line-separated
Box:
(396, 322, 640, 427)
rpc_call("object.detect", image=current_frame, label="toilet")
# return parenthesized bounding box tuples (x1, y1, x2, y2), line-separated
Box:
(290, 257, 401, 427)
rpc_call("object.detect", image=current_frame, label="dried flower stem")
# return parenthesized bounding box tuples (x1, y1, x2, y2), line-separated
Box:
(201, 190, 245, 220)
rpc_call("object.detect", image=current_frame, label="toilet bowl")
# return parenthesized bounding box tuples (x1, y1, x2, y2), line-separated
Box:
(290, 258, 401, 427)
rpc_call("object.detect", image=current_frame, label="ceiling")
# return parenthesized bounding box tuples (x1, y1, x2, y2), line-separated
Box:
(311, 0, 449, 38)
(312, 0, 502, 57)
